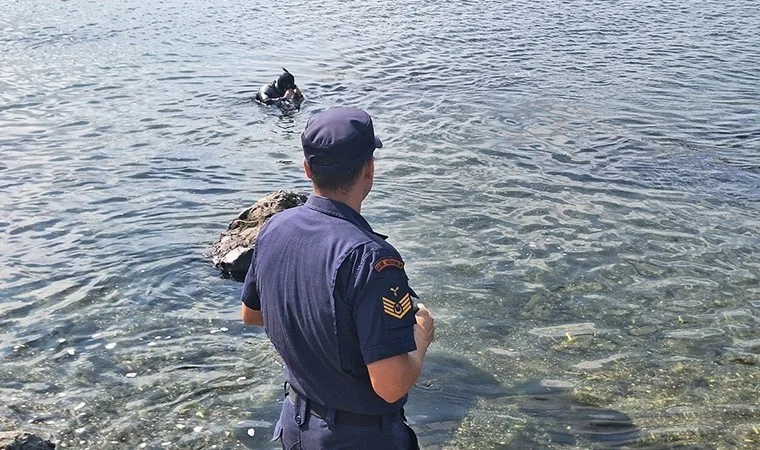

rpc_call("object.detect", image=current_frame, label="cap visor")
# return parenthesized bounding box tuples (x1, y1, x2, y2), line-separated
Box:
(374, 136, 383, 149)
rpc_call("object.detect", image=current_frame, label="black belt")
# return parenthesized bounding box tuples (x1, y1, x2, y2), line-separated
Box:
(286, 385, 403, 427)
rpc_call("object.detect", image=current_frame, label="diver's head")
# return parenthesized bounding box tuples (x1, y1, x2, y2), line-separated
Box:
(276, 68, 296, 91)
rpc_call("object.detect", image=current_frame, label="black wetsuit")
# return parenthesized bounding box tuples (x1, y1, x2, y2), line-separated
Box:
(255, 79, 288, 105)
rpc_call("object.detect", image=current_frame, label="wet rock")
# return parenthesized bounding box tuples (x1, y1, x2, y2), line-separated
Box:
(0, 432, 55, 450)
(725, 354, 758, 366)
(211, 190, 307, 281)
(528, 322, 599, 338)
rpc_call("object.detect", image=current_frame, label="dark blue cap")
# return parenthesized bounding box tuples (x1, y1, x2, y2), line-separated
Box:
(301, 107, 383, 174)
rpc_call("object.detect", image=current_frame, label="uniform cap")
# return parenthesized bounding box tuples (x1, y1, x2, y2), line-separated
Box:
(301, 107, 383, 174)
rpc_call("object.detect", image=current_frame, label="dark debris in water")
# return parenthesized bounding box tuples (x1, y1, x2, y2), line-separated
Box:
(0, 433, 55, 450)
(726, 354, 758, 366)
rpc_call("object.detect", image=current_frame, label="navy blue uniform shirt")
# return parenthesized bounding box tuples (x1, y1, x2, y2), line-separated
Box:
(241, 194, 417, 415)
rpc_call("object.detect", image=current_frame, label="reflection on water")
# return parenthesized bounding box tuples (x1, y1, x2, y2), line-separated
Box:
(2, 0, 760, 448)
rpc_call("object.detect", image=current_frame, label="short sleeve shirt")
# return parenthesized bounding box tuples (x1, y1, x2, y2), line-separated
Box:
(240, 194, 417, 415)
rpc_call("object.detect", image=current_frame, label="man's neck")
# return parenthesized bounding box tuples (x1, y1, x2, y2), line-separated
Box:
(313, 188, 363, 214)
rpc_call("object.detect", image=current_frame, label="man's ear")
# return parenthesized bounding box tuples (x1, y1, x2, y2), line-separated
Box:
(304, 159, 313, 179)
(365, 157, 375, 179)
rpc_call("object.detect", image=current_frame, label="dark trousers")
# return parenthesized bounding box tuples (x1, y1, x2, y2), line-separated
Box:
(272, 394, 420, 450)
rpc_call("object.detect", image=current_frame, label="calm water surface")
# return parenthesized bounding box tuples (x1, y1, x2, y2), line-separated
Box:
(2, 0, 759, 448)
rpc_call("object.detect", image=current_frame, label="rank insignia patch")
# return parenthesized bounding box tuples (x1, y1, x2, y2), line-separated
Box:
(382, 291, 412, 320)
(374, 258, 404, 272)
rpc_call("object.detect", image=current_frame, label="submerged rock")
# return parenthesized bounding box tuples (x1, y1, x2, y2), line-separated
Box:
(0, 433, 55, 449)
(211, 190, 307, 281)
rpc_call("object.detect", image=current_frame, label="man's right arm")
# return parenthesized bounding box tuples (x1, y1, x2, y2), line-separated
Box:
(349, 248, 434, 403)
(366, 304, 435, 403)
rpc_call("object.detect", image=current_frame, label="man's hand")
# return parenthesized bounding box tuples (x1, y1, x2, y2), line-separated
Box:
(414, 303, 435, 354)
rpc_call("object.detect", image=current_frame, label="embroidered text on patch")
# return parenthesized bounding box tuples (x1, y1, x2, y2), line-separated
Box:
(374, 258, 404, 272)
(382, 293, 412, 319)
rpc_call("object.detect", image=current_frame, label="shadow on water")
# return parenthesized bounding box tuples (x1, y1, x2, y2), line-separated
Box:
(407, 354, 641, 449)
(235, 398, 285, 449)
(496, 381, 640, 449)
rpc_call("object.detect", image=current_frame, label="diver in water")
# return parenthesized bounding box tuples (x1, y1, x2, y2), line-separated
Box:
(255, 68, 304, 109)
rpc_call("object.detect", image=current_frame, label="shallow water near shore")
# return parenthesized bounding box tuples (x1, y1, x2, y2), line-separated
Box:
(2, 0, 759, 448)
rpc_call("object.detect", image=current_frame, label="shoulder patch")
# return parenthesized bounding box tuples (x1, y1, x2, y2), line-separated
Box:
(382, 287, 413, 320)
(374, 258, 404, 272)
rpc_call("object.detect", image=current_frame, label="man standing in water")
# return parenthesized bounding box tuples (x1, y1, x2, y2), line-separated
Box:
(241, 107, 435, 449)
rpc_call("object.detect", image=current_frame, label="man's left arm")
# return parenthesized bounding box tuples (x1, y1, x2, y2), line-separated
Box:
(240, 249, 264, 326)
(241, 303, 263, 326)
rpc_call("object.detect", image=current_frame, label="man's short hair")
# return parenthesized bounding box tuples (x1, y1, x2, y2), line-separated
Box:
(310, 156, 371, 193)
